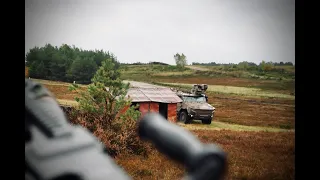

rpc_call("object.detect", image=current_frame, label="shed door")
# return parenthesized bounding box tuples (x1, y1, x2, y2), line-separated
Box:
(159, 103, 168, 120)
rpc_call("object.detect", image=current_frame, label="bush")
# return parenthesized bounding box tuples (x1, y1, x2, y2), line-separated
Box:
(68, 58, 150, 157)
(66, 109, 151, 157)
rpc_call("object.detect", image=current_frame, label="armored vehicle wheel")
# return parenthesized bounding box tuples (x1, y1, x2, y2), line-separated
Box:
(202, 118, 212, 125)
(180, 111, 191, 124)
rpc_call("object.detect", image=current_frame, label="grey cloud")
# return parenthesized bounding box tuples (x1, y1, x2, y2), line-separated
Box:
(25, 0, 295, 65)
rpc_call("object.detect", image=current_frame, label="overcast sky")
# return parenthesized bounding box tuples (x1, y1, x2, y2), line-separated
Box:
(25, 0, 295, 65)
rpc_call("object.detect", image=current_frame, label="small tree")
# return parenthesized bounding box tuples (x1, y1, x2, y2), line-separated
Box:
(69, 58, 144, 156)
(259, 60, 274, 72)
(238, 61, 249, 70)
(174, 53, 187, 70)
(70, 58, 139, 125)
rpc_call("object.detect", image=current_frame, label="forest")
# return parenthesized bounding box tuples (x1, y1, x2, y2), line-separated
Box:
(25, 44, 119, 84)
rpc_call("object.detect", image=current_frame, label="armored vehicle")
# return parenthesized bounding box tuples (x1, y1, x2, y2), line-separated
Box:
(176, 84, 215, 124)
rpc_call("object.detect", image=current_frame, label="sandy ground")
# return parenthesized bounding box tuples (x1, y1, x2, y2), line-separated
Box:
(123, 80, 165, 88)
(186, 65, 209, 71)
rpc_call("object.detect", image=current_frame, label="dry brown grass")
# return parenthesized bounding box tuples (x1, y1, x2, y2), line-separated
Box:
(43, 84, 85, 100)
(208, 92, 295, 129)
(153, 77, 273, 88)
(115, 130, 294, 180)
(115, 151, 184, 180)
(65, 109, 295, 180)
(153, 77, 294, 95)
(51, 75, 295, 180)
(160, 82, 294, 99)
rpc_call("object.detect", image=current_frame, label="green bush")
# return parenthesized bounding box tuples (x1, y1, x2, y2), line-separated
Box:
(68, 58, 149, 157)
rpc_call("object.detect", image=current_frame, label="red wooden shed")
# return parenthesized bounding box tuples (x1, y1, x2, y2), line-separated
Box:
(126, 87, 182, 123)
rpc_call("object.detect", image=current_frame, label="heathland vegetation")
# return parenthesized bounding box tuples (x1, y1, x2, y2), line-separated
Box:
(25, 44, 294, 180)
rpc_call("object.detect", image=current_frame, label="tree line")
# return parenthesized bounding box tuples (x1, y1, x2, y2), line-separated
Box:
(192, 61, 294, 67)
(192, 61, 294, 73)
(25, 44, 294, 83)
(25, 44, 120, 84)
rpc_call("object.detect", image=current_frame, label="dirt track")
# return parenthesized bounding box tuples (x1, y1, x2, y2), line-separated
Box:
(186, 65, 209, 71)
(123, 80, 165, 88)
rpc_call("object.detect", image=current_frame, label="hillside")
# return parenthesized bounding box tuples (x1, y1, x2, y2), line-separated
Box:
(119, 64, 295, 95)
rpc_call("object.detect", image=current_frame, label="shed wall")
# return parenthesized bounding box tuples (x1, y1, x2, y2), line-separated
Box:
(167, 103, 177, 123)
(105, 102, 178, 122)
(150, 102, 159, 113)
(136, 102, 178, 123)
(139, 103, 150, 117)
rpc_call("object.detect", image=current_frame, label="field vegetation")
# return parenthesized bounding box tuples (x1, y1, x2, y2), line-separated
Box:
(26, 44, 294, 179)
(116, 130, 294, 180)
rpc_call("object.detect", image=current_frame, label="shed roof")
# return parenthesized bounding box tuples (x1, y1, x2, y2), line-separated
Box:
(126, 87, 182, 103)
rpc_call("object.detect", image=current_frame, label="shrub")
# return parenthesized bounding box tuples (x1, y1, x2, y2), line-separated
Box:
(66, 109, 151, 157)
(68, 58, 149, 157)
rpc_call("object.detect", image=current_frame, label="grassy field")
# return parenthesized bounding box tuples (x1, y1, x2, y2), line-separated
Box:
(33, 64, 295, 180)
(119, 64, 295, 130)
(179, 121, 293, 132)
(152, 76, 295, 94)
(209, 92, 295, 129)
(38, 78, 295, 130)
(116, 130, 294, 180)
(154, 82, 295, 99)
